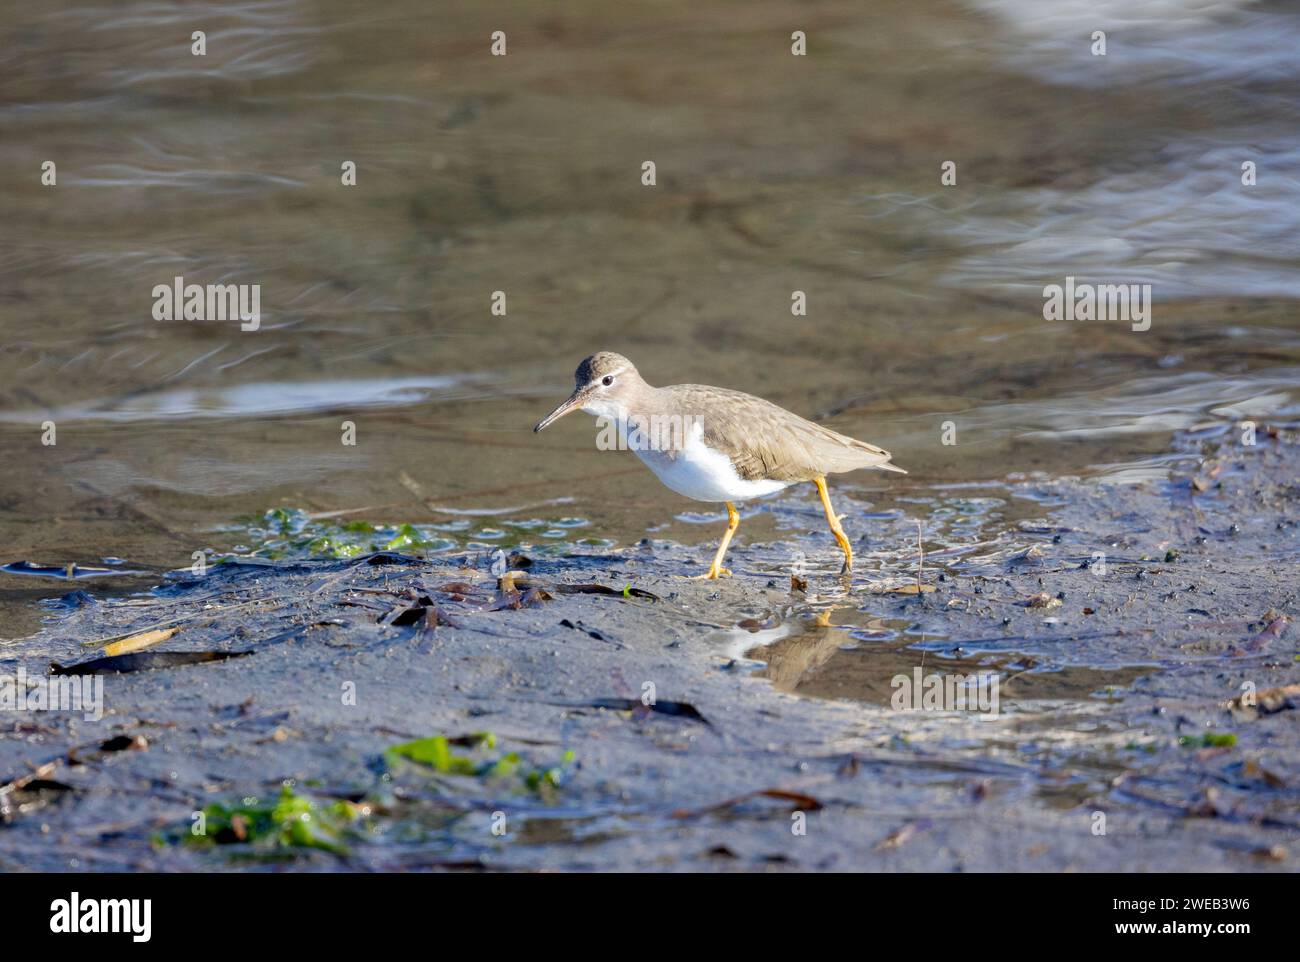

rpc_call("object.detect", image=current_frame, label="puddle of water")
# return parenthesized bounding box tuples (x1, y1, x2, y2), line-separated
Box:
(511, 813, 632, 849)
(714, 601, 1161, 812)
(724, 610, 1152, 710)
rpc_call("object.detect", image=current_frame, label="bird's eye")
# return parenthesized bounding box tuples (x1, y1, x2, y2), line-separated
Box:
(602, 375, 614, 386)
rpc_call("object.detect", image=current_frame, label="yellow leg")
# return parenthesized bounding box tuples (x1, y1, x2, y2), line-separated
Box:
(814, 476, 853, 574)
(690, 501, 739, 579)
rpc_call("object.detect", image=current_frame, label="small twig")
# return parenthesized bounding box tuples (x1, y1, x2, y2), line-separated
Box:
(306, 504, 402, 520)
(915, 519, 924, 594)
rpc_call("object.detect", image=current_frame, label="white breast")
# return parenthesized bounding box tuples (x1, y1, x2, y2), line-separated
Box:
(632, 420, 790, 503)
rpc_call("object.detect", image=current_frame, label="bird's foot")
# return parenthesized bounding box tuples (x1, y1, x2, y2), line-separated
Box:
(688, 565, 732, 580)
(836, 549, 854, 578)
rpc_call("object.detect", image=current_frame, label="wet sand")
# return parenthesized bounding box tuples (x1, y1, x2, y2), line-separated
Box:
(2, 427, 1295, 871)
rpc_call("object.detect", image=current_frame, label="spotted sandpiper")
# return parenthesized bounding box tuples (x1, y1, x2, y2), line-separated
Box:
(534, 352, 905, 578)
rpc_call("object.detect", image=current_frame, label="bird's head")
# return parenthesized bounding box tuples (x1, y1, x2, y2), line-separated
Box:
(533, 352, 642, 431)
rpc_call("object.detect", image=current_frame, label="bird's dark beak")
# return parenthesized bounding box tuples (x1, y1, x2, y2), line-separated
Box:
(533, 389, 587, 432)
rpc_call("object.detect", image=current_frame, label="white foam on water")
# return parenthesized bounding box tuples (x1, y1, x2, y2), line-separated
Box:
(0, 376, 472, 424)
(964, 0, 1300, 86)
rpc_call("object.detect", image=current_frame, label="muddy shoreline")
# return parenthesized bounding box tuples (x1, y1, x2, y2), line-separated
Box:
(1, 427, 1297, 871)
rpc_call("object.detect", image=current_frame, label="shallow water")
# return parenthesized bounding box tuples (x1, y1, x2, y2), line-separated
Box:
(718, 608, 1152, 709)
(2, 0, 1299, 638)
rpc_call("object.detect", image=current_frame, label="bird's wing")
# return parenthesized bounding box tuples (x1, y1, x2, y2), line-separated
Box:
(672, 385, 903, 481)
(796, 418, 907, 475)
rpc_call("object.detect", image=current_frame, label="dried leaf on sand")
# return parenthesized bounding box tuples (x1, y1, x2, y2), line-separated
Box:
(104, 626, 180, 657)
